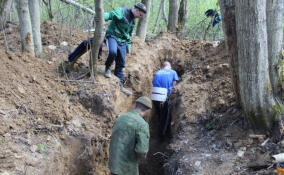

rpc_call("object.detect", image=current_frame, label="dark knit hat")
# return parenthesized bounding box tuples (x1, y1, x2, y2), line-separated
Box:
(134, 3, 147, 13)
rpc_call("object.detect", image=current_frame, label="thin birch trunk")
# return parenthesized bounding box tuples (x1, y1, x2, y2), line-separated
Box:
(59, 0, 95, 15)
(90, 0, 104, 79)
(136, 0, 152, 41)
(162, 0, 167, 25)
(0, 0, 13, 30)
(15, 0, 34, 55)
(29, 0, 42, 57)
(152, 0, 163, 33)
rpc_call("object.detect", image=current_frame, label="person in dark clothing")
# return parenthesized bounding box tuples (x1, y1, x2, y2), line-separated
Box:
(66, 3, 147, 95)
(205, 9, 221, 27)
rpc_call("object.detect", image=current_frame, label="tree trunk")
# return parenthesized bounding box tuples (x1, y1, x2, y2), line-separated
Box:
(152, 0, 163, 33)
(29, 0, 42, 57)
(0, 0, 13, 30)
(235, 0, 276, 131)
(15, 0, 34, 55)
(168, 0, 179, 32)
(162, 0, 168, 26)
(136, 0, 152, 41)
(219, 0, 240, 105)
(266, 0, 284, 96)
(90, 0, 104, 78)
(177, 0, 188, 38)
(42, 0, 54, 21)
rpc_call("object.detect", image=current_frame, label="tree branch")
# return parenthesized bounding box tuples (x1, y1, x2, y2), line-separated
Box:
(59, 0, 95, 15)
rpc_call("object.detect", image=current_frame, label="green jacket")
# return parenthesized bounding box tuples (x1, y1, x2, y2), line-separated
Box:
(109, 109, 150, 175)
(104, 7, 136, 51)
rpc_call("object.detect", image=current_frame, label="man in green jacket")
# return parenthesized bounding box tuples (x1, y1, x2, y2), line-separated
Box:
(109, 96, 152, 175)
(67, 3, 147, 95)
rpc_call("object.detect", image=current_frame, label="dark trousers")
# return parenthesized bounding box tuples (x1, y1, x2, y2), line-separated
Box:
(153, 100, 171, 138)
(105, 36, 126, 84)
(68, 37, 103, 63)
(68, 36, 126, 84)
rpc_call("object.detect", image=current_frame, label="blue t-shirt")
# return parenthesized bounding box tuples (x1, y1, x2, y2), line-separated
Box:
(153, 69, 179, 94)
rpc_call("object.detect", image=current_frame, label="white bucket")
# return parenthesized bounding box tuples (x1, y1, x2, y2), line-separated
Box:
(151, 87, 167, 102)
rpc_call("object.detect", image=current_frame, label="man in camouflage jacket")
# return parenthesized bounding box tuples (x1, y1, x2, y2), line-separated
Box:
(108, 96, 152, 175)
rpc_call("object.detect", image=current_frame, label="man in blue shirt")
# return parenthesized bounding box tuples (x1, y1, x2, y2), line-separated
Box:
(152, 61, 178, 141)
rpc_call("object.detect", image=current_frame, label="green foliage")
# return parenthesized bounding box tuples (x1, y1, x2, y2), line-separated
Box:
(0, 0, 6, 14)
(39, 143, 45, 152)
(12, 0, 283, 42)
(187, 0, 222, 40)
(37, 0, 224, 41)
(272, 99, 284, 117)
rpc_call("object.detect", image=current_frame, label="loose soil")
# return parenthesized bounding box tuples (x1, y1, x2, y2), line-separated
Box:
(0, 21, 282, 175)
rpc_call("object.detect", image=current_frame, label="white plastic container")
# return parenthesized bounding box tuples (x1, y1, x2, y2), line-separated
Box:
(151, 87, 167, 102)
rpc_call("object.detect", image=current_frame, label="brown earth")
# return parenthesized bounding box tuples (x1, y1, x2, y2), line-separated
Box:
(0, 21, 282, 175)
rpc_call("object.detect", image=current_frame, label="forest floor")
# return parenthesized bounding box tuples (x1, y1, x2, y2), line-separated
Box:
(0, 21, 282, 175)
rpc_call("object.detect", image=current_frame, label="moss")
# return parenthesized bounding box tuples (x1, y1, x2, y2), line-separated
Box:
(267, 78, 273, 93)
(278, 59, 284, 84)
(272, 98, 284, 116)
(278, 49, 284, 99)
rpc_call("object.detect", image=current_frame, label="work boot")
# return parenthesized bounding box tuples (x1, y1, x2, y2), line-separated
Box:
(120, 83, 132, 95)
(104, 68, 111, 78)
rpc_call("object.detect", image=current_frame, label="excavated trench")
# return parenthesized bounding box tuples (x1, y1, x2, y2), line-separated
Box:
(64, 49, 186, 175)
(1, 22, 234, 174)
(138, 54, 186, 175)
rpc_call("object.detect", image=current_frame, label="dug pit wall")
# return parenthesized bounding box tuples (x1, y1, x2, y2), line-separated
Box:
(136, 51, 187, 175)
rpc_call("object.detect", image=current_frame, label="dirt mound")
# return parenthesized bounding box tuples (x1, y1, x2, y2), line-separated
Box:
(0, 21, 166, 175)
(0, 22, 124, 175)
(1, 21, 280, 175)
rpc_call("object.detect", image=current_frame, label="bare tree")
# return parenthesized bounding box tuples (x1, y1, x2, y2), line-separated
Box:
(29, 0, 42, 57)
(221, 0, 284, 132)
(136, 0, 152, 41)
(152, 0, 163, 33)
(266, 0, 283, 96)
(162, 0, 167, 26)
(168, 0, 179, 32)
(219, 0, 240, 104)
(42, 0, 54, 21)
(15, 0, 34, 55)
(0, 0, 13, 30)
(177, 0, 188, 38)
(235, 0, 276, 131)
(89, 0, 104, 79)
(59, 0, 95, 15)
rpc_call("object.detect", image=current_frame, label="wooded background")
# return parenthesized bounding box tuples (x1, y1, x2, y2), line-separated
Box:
(3, 0, 222, 41)
(1, 0, 284, 133)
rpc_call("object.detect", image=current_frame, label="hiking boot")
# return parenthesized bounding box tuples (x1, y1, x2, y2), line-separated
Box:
(120, 84, 132, 95)
(104, 68, 111, 78)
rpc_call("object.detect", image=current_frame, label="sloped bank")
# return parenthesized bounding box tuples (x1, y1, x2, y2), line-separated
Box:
(0, 22, 237, 175)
